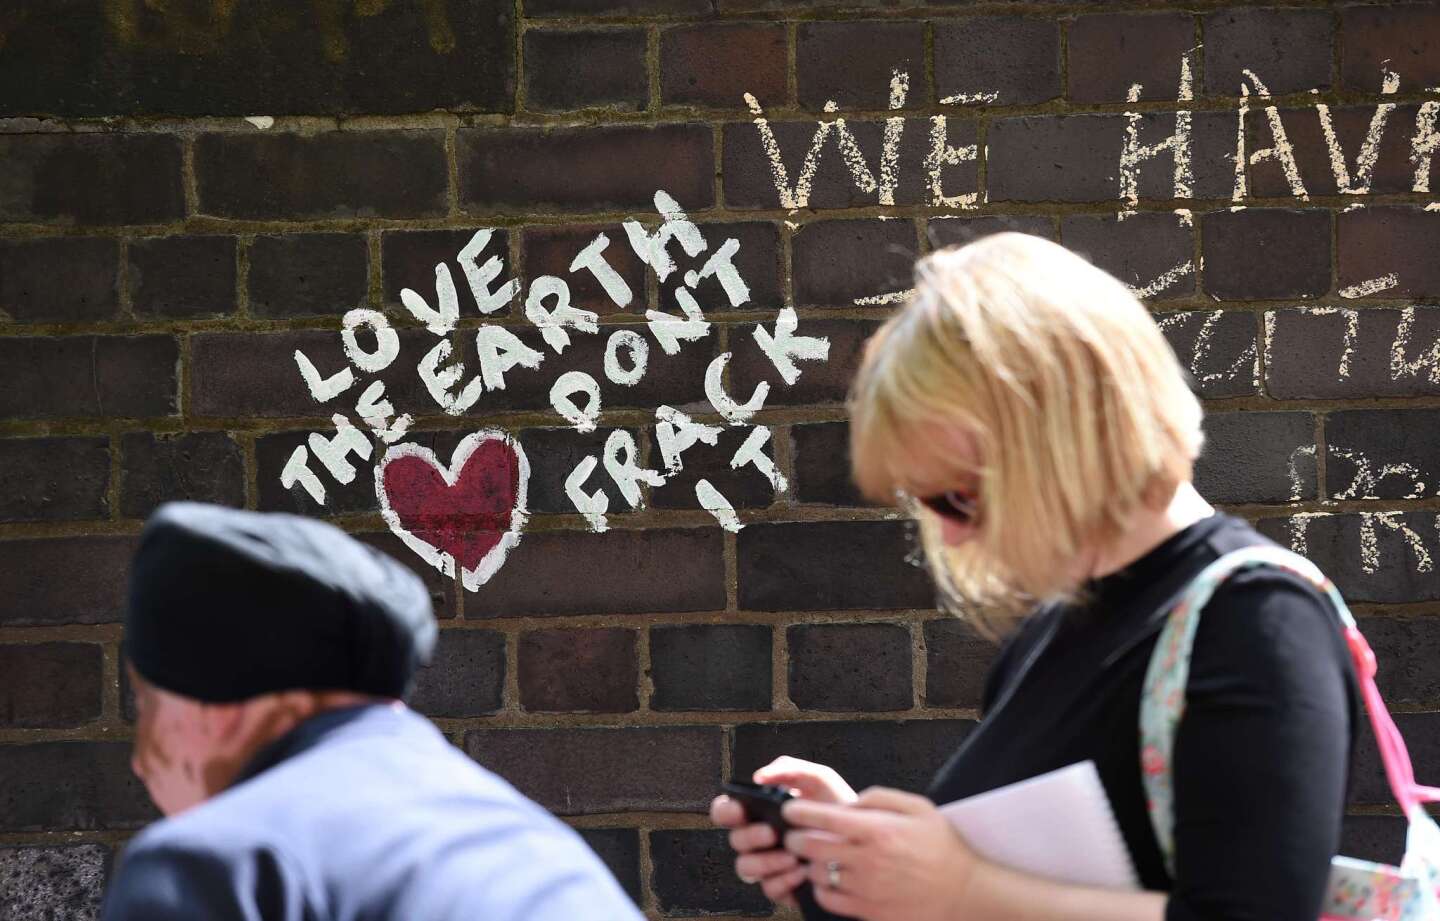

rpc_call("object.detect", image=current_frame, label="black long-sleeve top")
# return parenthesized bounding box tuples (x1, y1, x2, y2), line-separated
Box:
(927, 514, 1357, 921)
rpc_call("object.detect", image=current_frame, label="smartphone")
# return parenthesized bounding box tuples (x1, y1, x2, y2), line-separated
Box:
(721, 780, 856, 921)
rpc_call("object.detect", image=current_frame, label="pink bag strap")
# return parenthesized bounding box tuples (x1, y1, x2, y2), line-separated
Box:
(1347, 626, 1440, 818)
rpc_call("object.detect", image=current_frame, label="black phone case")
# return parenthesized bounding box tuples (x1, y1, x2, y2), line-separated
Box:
(722, 782, 856, 921)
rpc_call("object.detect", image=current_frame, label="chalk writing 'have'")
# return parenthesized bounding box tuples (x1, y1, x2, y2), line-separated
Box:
(278, 191, 831, 538)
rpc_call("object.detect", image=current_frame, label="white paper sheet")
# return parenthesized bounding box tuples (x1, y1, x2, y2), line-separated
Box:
(939, 761, 1140, 890)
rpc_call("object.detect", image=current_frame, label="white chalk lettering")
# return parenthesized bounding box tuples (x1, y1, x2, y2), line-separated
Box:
(1393, 307, 1440, 383)
(624, 190, 707, 281)
(308, 414, 372, 485)
(400, 263, 461, 335)
(684, 238, 751, 308)
(1234, 70, 1308, 201)
(1316, 68, 1399, 195)
(570, 233, 634, 309)
(1412, 100, 1440, 193)
(655, 405, 722, 473)
(281, 445, 327, 503)
(294, 349, 354, 402)
(525, 275, 599, 354)
(730, 425, 787, 492)
(1119, 53, 1194, 216)
(459, 229, 519, 315)
(705, 352, 769, 424)
(355, 380, 413, 444)
(647, 287, 712, 355)
(341, 308, 400, 373)
(696, 479, 742, 532)
(753, 306, 831, 385)
(418, 339, 483, 415)
(925, 115, 980, 209)
(475, 325, 545, 391)
(604, 329, 649, 387)
(566, 455, 610, 532)
(550, 370, 602, 433)
(603, 429, 664, 508)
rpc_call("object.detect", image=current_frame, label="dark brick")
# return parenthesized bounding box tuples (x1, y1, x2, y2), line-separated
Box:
(196, 131, 448, 221)
(524, 29, 647, 113)
(661, 24, 787, 110)
(0, 237, 118, 323)
(732, 718, 974, 794)
(519, 427, 632, 515)
(1339, 815, 1407, 866)
(1256, 513, 1440, 604)
(0, 644, 103, 729)
(0, 845, 108, 921)
(797, 22, 925, 110)
(383, 227, 516, 317)
(466, 726, 721, 814)
(0, 0, 513, 117)
(458, 125, 714, 213)
(1203, 9, 1332, 97)
(519, 628, 638, 712)
(739, 521, 933, 611)
(651, 624, 772, 711)
(935, 17, 1059, 107)
(927, 214, 1056, 249)
(1194, 412, 1315, 504)
(1062, 212, 1194, 300)
(191, 328, 434, 419)
(789, 623, 912, 711)
(0, 742, 156, 831)
(120, 432, 245, 519)
(257, 429, 461, 518)
(0, 335, 178, 420)
(0, 536, 136, 626)
(0, 437, 109, 523)
(577, 829, 642, 905)
(792, 218, 915, 307)
(651, 425, 777, 511)
(723, 0, 901, 11)
(528, 0, 709, 16)
(470, 528, 726, 617)
(1068, 13, 1196, 103)
(1201, 209, 1331, 299)
(924, 619, 999, 708)
(353, 529, 456, 620)
(1343, 6, 1440, 93)
(129, 235, 237, 318)
(1326, 410, 1440, 501)
(408, 629, 505, 718)
(793, 422, 862, 506)
(0, 134, 183, 225)
(1265, 307, 1440, 399)
(662, 221, 783, 313)
(730, 318, 881, 407)
(1357, 616, 1440, 707)
(650, 829, 770, 915)
(1340, 207, 1440, 298)
(722, 117, 946, 210)
(1351, 712, 1440, 804)
(1245, 107, 1420, 199)
(521, 225, 640, 318)
(248, 234, 369, 318)
(987, 112, 1234, 203)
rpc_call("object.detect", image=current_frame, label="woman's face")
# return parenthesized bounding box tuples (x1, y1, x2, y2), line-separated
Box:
(912, 426, 984, 548)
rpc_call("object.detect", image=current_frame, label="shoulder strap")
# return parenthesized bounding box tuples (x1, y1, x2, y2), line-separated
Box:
(1138, 544, 1355, 878)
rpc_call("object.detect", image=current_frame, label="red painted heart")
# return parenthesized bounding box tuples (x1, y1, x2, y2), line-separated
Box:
(375, 432, 530, 590)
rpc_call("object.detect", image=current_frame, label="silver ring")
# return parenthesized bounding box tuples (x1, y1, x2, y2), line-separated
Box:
(825, 860, 842, 890)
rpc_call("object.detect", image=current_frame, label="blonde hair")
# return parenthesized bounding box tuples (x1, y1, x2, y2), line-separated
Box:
(848, 233, 1204, 622)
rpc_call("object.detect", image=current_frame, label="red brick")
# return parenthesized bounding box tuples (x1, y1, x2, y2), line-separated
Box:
(1264, 307, 1440, 399)
(527, 0, 709, 16)
(1068, 13, 1196, 103)
(732, 718, 974, 794)
(650, 830, 770, 915)
(458, 125, 714, 213)
(789, 623, 912, 711)
(524, 29, 647, 113)
(577, 830, 642, 904)
(465, 726, 722, 814)
(469, 528, 726, 617)
(729, 318, 881, 407)
(383, 228, 516, 317)
(923, 619, 998, 708)
(661, 24, 787, 110)
(0, 237, 118, 323)
(0, 134, 183, 225)
(120, 432, 245, 519)
(797, 22, 926, 110)
(792, 421, 866, 506)
(738, 521, 934, 611)
(1061, 211, 1194, 300)
(650, 624, 772, 711)
(1158, 309, 1259, 399)
(1203, 8, 1332, 97)
(1340, 206, 1440, 298)
(0, 644, 103, 729)
(408, 629, 506, 717)
(195, 130, 448, 221)
(519, 627, 638, 712)
(1356, 616, 1440, 707)
(1194, 412, 1315, 504)
(248, 234, 369, 319)
(791, 218, 915, 307)
(0, 536, 137, 626)
(0, 336, 178, 420)
(935, 17, 1059, 107)
(129, 235, 237, 318)
(1342, 6, 1440, 93)
(0, 742, 156, 831)
(0, 438, 110, 523)
(522, 225, 643, 318)
(1200, 209, 1331, 299)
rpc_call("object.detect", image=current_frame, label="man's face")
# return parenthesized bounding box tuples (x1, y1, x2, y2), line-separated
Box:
(129, 668, 223, 816)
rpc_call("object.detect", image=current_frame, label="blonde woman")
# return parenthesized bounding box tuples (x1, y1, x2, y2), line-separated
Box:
(711, 233, 1355, 921)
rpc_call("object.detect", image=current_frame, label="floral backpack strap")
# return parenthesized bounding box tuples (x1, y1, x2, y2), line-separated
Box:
(1138, 544, 1355, 879)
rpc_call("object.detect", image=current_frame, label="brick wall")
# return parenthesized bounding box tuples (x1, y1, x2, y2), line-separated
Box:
(4, 1, 1440, 917)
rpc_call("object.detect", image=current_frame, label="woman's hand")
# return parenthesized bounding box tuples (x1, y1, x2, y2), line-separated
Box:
(781, 787, 977, 921)
(709, 756, 858, 906)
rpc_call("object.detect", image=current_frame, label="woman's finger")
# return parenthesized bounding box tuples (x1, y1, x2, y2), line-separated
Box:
(754, 757, 856, 804)
(809, 866, 873, 920)
(735, 848, 798, 882)
(761, 864, 809, 907)
(783, 829, 863, 866)
(728, 822, 778, 854)
(710, 795, 745, 828)
(854, 786, 933, 814)
(782, 799, 889, 839)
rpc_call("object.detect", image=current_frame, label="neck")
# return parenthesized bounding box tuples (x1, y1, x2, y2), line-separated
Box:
(1088, 481, 1214, 580)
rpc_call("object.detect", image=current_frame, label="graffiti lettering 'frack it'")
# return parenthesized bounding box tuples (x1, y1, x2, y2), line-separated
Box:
(280, 191, 831, 587)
